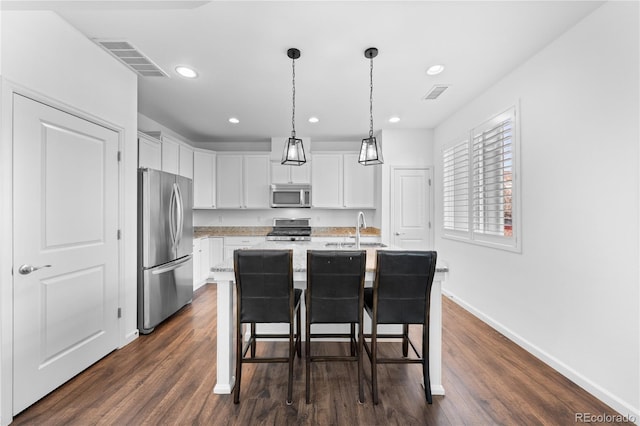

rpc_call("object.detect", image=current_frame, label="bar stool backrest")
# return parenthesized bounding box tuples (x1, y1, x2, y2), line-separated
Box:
(307, 250, 366, 324)
(234, 249, 294, 324)
(374, 251, 437, 324)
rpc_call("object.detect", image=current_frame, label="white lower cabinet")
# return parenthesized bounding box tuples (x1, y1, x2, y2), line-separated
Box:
(193, 238, 202, 290)
(223, 236, 264, 261)
(193, 237, 224, 290)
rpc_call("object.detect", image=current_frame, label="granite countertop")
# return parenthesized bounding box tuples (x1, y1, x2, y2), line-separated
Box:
(194, 226, 381, 239)
(211, 240, 448, 274)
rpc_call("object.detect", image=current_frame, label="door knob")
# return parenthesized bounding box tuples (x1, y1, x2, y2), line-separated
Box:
(18, 264, 51, 275)
(394, 232, 402, 236)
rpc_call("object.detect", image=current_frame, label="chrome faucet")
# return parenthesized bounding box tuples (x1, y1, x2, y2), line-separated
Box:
(356, 211, 367, 249)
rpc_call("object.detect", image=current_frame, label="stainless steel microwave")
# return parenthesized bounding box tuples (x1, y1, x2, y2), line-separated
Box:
(270, 184, 312, 208)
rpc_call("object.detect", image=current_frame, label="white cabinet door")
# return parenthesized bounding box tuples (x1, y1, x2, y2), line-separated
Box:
(200, 239, 210, 283)
(138, 133, 162, 170)
(193, 151, 216, 208)
(216, 154, 244, 208)
(290, 162, 311, 183)
(271, 162, 290, 184)
(193, 238, 202, 290)
(161, 137, 180, 175)
(179, 144, 194, 179)
(343, 153, 375, 208)
(311, 153, 343, 208)
(210, 237, 224, 269)
(244, 155, 270, 208)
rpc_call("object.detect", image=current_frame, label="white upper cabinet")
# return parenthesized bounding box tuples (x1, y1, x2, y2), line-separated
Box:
(216, 154, 243, 208)
(271, 161, 311, 184)
(311, 153, 343, 208)
(179, 144, 194, 179)
(343, 153, 375, 208)
(144, 131, 193, 178)
(193, 150, 216, 209)
(160, 136, 180, 175)
(138, 132, 162, 170)
(311, 152, 375, 208)
(244, 154, 271, 208)
(216, 153, 270, 209)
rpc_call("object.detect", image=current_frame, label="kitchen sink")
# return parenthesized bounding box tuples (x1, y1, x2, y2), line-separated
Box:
(324, 242, 387, 248)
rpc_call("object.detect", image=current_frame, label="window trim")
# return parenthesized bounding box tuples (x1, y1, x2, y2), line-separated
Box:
(442, 104, 521, 253)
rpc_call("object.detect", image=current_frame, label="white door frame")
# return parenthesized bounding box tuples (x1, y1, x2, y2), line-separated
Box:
(0, 79, 125, 424)
(389, 166, 435, 249)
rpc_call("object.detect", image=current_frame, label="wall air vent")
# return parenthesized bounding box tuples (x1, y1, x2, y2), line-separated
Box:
(423, 85, 449, 100)
(94, 39, 169, 77)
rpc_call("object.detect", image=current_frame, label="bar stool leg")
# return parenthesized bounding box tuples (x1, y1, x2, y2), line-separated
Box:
(287, 321, 294, 405)
(371, 319, 379, 405)
(305, 316, 311, 403)
(296, 307, 302, 358)
(250, 323, 256, 358)
(422, 322, 432, 404)
(234, 322, 243, 404)
(402, 324, 409, 357)
(357, 322, 364, 403)
(350, 323, 356, 356)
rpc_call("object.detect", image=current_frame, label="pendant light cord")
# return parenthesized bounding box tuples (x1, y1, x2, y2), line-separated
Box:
(291, 56, 296, 138)
(369, 55, 374, 138)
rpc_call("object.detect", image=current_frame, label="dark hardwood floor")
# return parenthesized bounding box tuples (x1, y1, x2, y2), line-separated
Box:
(13, 284, 626, 425)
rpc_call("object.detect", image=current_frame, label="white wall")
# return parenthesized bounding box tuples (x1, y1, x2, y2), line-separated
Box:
(433, 2, 639, 418)
(0, 11, 138, 424)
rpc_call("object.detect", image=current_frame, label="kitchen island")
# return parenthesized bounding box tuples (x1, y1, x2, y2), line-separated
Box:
(210, 241, 448, 397)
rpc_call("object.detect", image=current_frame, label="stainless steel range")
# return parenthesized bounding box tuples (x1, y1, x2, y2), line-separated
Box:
(266, 218, 312, 241)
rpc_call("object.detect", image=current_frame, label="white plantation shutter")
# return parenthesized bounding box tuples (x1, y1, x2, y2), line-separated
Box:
(443, 140, 470, 235)
(442, 106, 519, 251)
(472, 110, 514, 238)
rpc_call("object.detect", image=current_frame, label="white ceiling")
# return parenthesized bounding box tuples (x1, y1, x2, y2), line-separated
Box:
(6, 1, 603, 143)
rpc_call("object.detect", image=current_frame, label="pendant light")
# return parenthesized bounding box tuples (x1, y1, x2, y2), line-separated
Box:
(282, 48, 306, 166)
(359, 47, 383, 166)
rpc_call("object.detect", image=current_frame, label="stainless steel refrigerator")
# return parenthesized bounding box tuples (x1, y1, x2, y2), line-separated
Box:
(137, 168, 193, 334)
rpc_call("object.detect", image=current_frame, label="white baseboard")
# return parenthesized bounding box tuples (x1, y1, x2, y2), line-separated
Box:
(442, 289, 639, 423)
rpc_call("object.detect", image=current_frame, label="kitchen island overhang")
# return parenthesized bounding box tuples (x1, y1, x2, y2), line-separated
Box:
(210, 241, 448, 396)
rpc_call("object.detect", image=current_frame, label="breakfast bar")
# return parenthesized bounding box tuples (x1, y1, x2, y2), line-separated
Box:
(211, 240, 448, 397)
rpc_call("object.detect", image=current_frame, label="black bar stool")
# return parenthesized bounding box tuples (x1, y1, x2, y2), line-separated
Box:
(363, 250, 438, 404)
(305, 250, 367, 404)
(233, 249, 302, 404)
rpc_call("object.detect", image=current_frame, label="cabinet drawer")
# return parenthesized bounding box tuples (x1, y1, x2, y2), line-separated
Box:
(224, 236, 264, 246)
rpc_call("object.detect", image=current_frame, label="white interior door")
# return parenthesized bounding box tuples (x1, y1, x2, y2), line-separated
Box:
(12, 94, 120, 414)
(391, 168, 432, 249)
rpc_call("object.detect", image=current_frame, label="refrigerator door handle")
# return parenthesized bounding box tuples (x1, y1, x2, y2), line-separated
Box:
(175, 183, 184, 249)
(169, 183, 179, 252)
(150, 254, 193, 275)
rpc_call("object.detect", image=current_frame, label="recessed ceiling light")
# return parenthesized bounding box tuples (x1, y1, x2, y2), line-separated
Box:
(308, 117, 319, 123)
(175, 66, 198, 79)
(426, 64, 445, 76)
(389, 116, 401, 123)
(228, 117, 239, 124)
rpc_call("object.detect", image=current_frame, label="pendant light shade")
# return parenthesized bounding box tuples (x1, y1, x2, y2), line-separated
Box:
(282, 48, 306, 166)
(359, 47, 383, 166)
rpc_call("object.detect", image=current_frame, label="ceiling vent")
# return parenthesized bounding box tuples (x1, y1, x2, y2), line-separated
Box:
(94, 39, 169, 77)
(423, 85, 449, 100)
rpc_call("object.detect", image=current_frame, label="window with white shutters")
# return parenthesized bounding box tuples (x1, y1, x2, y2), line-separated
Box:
(442, 106, 519, 251)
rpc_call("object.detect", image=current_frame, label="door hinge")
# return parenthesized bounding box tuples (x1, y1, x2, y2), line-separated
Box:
(428, 221, 432, 229)
(117, 229, 121, 240)
(428, 178, 432, 186)
(117, 307, 122, 318)
(117, 151, 122, 162)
